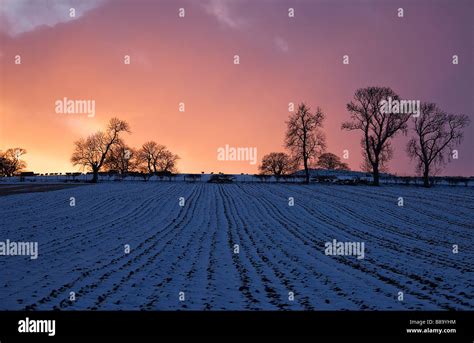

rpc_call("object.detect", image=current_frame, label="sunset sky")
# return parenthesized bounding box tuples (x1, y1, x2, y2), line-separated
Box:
(0, 0, 472, 175)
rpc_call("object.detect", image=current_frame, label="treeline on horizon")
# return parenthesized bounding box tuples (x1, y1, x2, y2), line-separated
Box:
(0, 86, 470, 187)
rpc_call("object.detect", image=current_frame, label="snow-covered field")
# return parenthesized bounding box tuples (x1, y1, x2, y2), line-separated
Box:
(0, 182, 472, 310)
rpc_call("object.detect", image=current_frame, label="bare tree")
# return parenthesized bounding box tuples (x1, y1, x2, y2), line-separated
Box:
(71, 118, 130, 183)
(138, 141, 179, 175)
(137, 141, 159, 174)
(342, 87, 411, 186)
(156, 148, 179, 173)
(285, 103, 326, 183)
(259, 152, 294, 176)
(360, 141, 392, 173)
(0, 148, 27, 176)
(407, 103, 470, 187)
(0, 154, 6, 176)
(104, 141, 136, 175)
(316, 152, 350, 170)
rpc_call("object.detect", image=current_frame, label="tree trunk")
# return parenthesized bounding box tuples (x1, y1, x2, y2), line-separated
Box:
(372, 164, 380, 186)
(303, 157, 309, 184)
(92, 167, 99, 183)
(423, 166, 430, 188)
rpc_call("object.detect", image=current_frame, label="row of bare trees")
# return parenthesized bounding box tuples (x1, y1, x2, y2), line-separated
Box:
(3, 88, 468, 188)
(259, 103, 349, 183)
(343, 87, 469, 187)
(0, 148, 27, 177)
(71, 118, 179, 183)
(259, 86, 469, 187)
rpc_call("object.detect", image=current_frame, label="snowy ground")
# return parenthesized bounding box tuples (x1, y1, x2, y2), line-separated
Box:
(0, 182, 472, 310)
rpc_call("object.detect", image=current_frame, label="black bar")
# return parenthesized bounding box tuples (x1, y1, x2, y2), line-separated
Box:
(1, 311, 472, 338)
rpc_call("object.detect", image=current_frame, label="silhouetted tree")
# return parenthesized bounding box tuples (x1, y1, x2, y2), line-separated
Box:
(0, 155, 6, 176)
(0, 148, 27, 176)
(285, 103, 326, 183)
(104, 141, 136, 175)
(259, 152, 294, 176)
(157, 148, 179, 173)
(407, 103, 470, 187)
(137, 141, 158, 175)
(71, 118, 130, 183)
(138, 141, 179, 175)
(316, 152, 350, 170)
(342, 87, 411, 186)
(360, 144, 392, 173)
